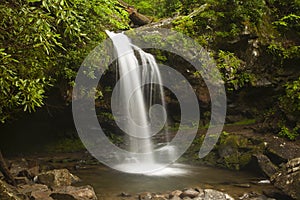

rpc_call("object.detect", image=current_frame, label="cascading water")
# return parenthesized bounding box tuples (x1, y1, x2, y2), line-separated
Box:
(106, 30, 175, 174)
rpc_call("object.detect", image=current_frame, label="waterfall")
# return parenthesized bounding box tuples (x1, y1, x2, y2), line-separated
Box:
(106, 30, 170, 173)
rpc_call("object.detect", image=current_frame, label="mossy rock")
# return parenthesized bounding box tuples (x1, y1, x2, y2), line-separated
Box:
(239, 152, 253, 168)
(224, 153, 241, 170)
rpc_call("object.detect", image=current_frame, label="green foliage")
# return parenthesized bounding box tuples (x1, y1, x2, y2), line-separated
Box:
(278, 78, 300, 133)
(280, 78, 300, 113)
(124, 0, 180, 18)
(230, 119, 256, 126)
(174, 0, 266, 40)
(273, 14, 300, 33)
(0, 0, 129, 122)
(278, 126, 299, 140)
(172, 0, 299, 137)
(268, 41, 300, 62)
(172, 16, 196, 36)
(266, 77, 300, 139)
(217, 50, 253, 90)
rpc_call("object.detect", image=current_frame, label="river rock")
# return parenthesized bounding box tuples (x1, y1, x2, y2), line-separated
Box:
(0, 179, 28, 200)
(19, 184, 49, 195)
(36, 169, 79, 187)
(152, 194, 168, 200)
(271, 157, 300, 200)
(19, 183, 53, 200)
(169, 190, 182, 198)
(203, 189, 234, 200)
(139, 192, 152, 200)
(31, 190, 53, 200)
(180, 188, 200, 198)
(51, 185, 97, 200)
(9, 159, 29, 176)
(119, 192, 131, 197)
(18, 166, 40, 180)
(169, 196, 181, 200)
(239, 191, 281, 200)
(252, 154, 278, 178)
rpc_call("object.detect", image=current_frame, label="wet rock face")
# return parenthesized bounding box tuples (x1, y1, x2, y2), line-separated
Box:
(271, 157, 300, 200)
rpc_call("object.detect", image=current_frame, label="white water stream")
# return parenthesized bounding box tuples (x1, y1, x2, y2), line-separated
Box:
(106, 31, 174, 174)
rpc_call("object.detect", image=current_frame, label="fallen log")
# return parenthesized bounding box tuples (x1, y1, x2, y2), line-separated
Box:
(117, 0, 151, 27)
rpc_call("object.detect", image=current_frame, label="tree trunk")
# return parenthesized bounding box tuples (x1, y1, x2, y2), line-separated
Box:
(0, 150, 16, 186)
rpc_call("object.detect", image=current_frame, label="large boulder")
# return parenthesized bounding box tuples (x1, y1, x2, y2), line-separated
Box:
(271, 157, 300, 200)
(36, 169, 79, 187)
(51, 185, 97, 200)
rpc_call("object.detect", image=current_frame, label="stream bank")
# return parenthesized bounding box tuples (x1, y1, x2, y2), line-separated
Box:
(0, 152, 281, 200)
(0, 123, 299, 200)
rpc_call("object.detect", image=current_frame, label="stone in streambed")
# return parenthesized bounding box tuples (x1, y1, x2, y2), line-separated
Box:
(52, 185, 97, 200)
(19, 183, 52, 200)
(204, 189, 234, 200)
(139, 192, 152, 200)
(180, 188, 200, 198)
(169, 190, 182, 198)
(31, 190, 53, 200)
(36, 169, 80, 187)
(152, 194, 168, 200)
(119, 192, 131, 197)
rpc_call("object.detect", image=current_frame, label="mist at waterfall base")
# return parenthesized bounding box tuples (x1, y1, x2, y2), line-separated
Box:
(105, 30, 187, 176)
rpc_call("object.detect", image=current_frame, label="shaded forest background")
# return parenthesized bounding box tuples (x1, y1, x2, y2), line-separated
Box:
(0, 0, 300, 140)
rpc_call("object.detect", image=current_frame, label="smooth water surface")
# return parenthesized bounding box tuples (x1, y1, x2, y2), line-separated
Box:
(75, 163, 270, 199)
